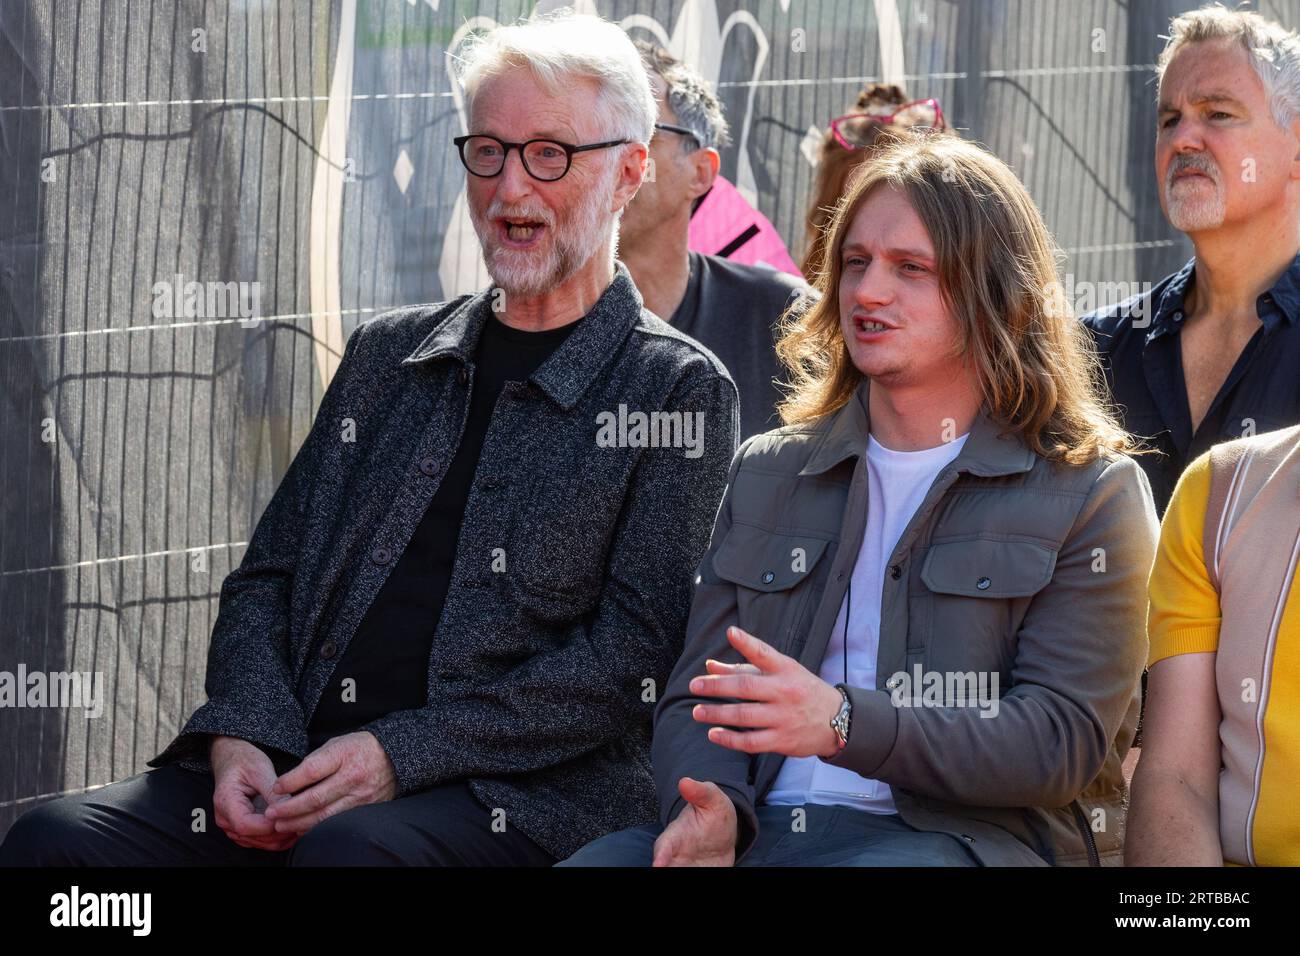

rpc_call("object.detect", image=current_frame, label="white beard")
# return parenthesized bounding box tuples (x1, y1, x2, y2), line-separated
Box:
(1165, 166, 1226, 232)
(470, 172, 617, 299)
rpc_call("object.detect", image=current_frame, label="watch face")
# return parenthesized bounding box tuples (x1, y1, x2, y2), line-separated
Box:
(833, 694, 851, 745)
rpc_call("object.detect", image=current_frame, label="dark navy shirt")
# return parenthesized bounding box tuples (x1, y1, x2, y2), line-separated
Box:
(1081, 255, 1300, 516)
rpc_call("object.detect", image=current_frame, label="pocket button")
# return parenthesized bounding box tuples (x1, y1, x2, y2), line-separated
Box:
(976, 576, 991, 591)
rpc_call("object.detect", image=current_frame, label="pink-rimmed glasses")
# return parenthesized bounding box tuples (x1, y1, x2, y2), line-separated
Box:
(829, 98, 945, 149)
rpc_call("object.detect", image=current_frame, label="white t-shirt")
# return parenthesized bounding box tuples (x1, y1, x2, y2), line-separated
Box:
(764, 430, 969, 812)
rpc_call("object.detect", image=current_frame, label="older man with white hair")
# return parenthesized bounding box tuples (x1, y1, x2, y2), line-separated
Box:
(1083, 2, 1300, 517)
(0, 10, 738, 868)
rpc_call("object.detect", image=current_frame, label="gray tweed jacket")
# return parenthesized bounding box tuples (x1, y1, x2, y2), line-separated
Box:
(149, 263, 740, 859)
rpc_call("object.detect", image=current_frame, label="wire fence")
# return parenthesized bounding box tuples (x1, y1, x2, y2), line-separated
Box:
(0, 0, 1275, 835)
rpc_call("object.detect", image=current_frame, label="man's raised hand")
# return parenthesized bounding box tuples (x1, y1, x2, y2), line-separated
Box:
(690, 626, 843, 759)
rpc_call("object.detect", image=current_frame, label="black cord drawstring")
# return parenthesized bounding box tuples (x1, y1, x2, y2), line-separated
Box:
(843, 578, 851, 687)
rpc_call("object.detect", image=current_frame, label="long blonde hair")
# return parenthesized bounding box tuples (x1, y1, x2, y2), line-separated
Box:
(777, 132, 1136, 466)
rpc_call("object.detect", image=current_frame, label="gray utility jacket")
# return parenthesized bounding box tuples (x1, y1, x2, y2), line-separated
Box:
(653, 379, 1159, 865)
(150, 264, 740, 860)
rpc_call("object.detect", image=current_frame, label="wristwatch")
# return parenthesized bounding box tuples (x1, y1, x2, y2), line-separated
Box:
(829, 683, 853, 753)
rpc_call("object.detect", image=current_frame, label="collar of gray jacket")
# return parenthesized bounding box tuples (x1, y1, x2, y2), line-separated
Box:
(798, 377, 1038, 479)
(399, 261, 645, 411)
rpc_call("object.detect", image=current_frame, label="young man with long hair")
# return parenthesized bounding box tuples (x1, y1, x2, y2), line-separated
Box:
(563, 132, 1158, 867)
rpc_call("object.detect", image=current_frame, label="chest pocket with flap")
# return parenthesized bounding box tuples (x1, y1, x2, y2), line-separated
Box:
(920, 538, 1058, 598)
(916, 537, 1059, 672)
(711, 522, 833, 649)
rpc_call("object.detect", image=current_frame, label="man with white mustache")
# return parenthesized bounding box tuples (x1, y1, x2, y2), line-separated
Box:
(1083, 4, 1300, 518)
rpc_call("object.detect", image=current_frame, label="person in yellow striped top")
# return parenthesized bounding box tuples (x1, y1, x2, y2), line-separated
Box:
(1127, 424, 1300, 866)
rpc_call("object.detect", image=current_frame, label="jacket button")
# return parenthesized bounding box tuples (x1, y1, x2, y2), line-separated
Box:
(318, 640, 338, 660)
(976, 577, 991, 590)
(371, 546, 392, 565)
(457, 367, 468, 385)
(889, 564, 902, 580)
(419, 456, 440, 477)
(761, 571, 775, 584)
(885, 675, 902, 690)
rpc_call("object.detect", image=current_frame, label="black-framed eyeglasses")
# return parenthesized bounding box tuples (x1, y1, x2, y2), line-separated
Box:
(653, 122, 702, 147)
(453, 134, 628, 182)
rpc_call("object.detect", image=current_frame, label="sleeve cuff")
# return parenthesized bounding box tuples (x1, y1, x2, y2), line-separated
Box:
(362, 711, 438, 797)
(824, 686, 900, 778)
(148, 698, 308, 770)
(1148, 621, 1221, 668)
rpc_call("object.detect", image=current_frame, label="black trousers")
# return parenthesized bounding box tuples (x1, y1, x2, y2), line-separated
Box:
(0, 763, 555, 867)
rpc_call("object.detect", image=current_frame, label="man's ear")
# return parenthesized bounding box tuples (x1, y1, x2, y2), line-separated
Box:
(1290, 117, 1300, 179)
(612, 143, 649, 211)
(687, 147, 721, 200)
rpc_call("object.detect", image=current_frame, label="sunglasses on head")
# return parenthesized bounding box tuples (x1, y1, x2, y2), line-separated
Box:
(829, 98, 945, 149)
